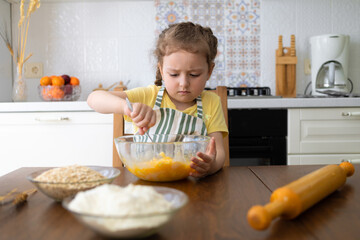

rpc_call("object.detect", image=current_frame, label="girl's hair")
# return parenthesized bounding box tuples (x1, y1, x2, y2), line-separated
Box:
(154, 22, 218, 86)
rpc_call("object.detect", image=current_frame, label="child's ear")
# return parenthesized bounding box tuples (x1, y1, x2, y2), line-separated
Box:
(207, 63, 215, 80)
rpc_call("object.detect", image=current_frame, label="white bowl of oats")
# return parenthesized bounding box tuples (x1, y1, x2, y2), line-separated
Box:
(27, 165, 120, 201)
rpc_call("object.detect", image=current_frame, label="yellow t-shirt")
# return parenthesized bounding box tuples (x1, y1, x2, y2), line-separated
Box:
(125, 85, 228, 137)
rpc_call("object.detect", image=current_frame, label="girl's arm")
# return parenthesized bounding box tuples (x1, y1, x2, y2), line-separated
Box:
(87, 90, 156, 133)
(87, 90, 128, 114)
(190, 131, 225, 178)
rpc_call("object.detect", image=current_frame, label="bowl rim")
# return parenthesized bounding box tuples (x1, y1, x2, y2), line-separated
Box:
(27, 165, 121, 185)
(114, 134, 210, 144)
(62, 186, 188, 218)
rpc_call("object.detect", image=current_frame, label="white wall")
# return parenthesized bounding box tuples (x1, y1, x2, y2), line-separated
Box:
(261, 0, 360, 95)
(11, 0, 156, 101)
(0, 0, 13, 102)
(8, 0, 360, 101)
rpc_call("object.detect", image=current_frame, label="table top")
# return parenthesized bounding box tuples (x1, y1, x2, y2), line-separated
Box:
(0, 165, 359, 240)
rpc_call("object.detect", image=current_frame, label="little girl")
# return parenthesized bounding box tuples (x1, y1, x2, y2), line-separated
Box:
(87, 22, 228, 178)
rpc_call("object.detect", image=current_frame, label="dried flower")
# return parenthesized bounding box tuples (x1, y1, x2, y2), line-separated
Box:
(0, 188, 37, 206)
(0, 0, 40, 77)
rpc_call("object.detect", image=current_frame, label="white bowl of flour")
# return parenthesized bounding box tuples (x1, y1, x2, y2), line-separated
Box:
(62, 184, 188, 238)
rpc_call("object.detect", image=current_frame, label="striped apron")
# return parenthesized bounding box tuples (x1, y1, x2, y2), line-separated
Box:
(134, 87, 207, 142)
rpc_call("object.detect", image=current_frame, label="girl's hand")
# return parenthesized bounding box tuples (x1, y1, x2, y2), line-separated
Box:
(190, 137, 216, 178)
(124, 102, 156, 134)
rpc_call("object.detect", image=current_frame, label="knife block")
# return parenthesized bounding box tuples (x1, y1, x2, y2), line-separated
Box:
(276, 35, 297, 98)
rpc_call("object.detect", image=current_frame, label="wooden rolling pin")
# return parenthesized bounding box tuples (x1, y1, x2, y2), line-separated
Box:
(247, 162, 355, 230)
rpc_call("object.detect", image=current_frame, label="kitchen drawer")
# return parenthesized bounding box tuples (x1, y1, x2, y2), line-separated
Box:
(288, 154, 360, 165)
(0, 112, 113, 176)
(288, 108, 360, 154)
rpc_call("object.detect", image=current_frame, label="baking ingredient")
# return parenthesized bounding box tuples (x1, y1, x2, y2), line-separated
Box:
(34, 165, 106, 200)
(126, 152, 195, 182)
(247, 162, 355, 230)
(68, 184, 173, 232)
(35, 165, 105, 183)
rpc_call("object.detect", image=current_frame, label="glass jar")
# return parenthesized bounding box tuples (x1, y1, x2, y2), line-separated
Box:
(12, 66, 27, 102)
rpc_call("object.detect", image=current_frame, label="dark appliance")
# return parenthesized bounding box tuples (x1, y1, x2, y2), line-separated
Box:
(226, 87, 287, 166)
(228, 109, 287, 166)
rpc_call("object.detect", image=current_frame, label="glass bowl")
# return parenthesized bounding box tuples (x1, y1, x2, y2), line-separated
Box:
(27, 166, 120, 201)
(114, 134, 210, 182)
(62, 186, 188, 238)
(38, 85, 81, 101)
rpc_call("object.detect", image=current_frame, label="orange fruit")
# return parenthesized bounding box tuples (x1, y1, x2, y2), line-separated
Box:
(50, 86, 65, 100)
(51, 76, 65, 86)
(40, 76, 52, 86)
(70, 76, 80, 85)
(41, 87, 52, 100)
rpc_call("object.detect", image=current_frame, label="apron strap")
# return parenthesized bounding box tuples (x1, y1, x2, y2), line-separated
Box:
(154, 86, 204, 120)
(196, 96, 204, 120)
(154, 87, 165, 109)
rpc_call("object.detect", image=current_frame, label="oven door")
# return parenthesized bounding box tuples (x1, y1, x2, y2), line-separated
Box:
(228, 109, 287, 166)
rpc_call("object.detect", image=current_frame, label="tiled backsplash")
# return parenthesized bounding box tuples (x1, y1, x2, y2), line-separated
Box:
(10, 0, 360, 101)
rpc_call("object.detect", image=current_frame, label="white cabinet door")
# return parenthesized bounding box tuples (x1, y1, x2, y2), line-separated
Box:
(288, 108, 360, 154)
(0, 112, 113, 176)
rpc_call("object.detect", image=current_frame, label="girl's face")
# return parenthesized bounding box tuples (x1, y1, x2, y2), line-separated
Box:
(159, 50, 214, 110)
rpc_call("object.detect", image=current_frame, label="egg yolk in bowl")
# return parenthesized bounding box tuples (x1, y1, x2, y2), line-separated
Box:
(126, 152, 196, 182)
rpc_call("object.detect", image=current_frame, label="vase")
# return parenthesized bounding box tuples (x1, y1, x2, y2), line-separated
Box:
(12, 66, 27, 102)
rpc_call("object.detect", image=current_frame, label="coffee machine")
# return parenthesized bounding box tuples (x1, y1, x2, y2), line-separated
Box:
(310, 34, 350, 96)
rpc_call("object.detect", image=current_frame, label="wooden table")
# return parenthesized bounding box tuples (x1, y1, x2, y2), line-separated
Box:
(1, 165, 359, 240)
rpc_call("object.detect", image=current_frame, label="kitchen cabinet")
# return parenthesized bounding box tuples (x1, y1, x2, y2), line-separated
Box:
(0, 111, 114, 176)
(288, 107, 360, 165)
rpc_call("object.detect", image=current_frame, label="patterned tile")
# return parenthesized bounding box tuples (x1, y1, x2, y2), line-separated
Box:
(155, 0, 190, 33)
(191, 0, 225, 34)
(155, 0, 261, 88)
(225, 0, 260, 35)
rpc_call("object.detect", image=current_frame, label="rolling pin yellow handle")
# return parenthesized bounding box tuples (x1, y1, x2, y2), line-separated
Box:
(247, 187, 302, 230)
(339, 161, 355, 177)
(247, 202, 283, 230)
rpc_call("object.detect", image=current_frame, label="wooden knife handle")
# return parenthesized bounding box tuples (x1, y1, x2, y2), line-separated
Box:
(247, 162, 355, 230)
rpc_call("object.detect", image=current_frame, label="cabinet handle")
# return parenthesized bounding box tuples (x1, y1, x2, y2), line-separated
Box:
(342, 112, 360, 117)
(35, 117, 70, 122)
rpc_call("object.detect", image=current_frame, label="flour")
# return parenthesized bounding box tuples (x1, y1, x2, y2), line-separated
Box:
(68, 184, 174, 235)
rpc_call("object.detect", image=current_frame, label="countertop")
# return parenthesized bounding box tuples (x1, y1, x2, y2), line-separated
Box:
(0, 97, 360, 112)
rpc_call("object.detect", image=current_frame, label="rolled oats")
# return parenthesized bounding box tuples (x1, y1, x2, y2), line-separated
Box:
(34, 165, 106, 200)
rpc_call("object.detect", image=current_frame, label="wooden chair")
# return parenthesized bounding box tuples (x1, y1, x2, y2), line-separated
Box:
(113, 86, 229, 167)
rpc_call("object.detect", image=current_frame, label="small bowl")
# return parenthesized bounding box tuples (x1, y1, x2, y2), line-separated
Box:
(27, 166, 120, 201)
(114, 134, 210, 182)
(62, 186, 188, 238)
(38, 85, 81, 101)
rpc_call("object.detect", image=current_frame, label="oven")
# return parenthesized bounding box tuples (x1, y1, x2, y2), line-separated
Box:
(226, 87, 287, 166)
